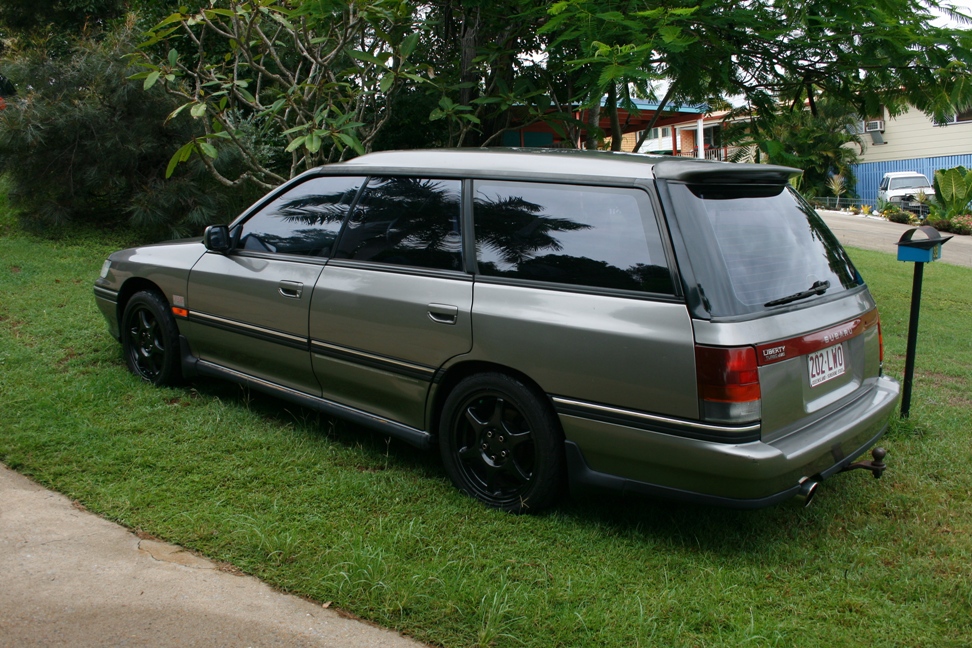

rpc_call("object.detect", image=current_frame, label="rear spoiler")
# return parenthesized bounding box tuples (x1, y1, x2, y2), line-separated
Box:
(652, 158, 801, 185)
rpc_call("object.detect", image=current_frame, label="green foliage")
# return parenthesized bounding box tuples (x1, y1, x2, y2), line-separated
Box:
(932, 166, 972, 220)
(0, 26, 259, 238)
(133, 0, 429, 188)
(0, 0, 123, 37)
(725, 96, 863, 197)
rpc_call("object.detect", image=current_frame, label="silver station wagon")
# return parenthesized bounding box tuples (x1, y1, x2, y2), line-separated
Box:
(94, 149, 900, 512)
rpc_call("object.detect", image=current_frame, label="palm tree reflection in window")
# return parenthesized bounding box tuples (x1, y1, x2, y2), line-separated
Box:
(337, 177, 463, 271)
(474, 182, 674, 294)
(239, 177, 363, 256)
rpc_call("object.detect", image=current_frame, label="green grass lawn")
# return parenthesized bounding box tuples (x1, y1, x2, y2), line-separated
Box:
(2, 209, 971, 647)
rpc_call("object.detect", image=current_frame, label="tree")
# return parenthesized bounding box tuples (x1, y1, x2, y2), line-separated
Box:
(133, 0, 972, 194)
(0, 0, 123, 37)
(538, 0, 972, 151)
(132, 0, 430, 189)
(0, 25, 258, 237)
(722, 95, 864, 198)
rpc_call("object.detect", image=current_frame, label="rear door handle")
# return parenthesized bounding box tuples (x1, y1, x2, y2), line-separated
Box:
(278, 280, 304, 299)
(428, 303, 458, 325)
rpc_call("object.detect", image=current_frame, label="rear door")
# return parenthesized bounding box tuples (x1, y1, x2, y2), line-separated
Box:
(309, 177, 472, 430)
(186, 175, 364, 394)
(468, 179, 698, 420)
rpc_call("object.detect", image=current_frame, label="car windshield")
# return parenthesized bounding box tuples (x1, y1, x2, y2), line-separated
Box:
(664, 183, 862, 318)
(889, 176, 931, 190)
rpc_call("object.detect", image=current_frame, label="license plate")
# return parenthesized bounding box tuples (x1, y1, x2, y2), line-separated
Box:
(808, 344, 845, 387)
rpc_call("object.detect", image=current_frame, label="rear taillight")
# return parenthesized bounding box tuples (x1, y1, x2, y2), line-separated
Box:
(695, 345, 761, 424)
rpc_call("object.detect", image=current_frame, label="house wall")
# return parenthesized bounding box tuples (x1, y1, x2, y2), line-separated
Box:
(850, 154, 972, 205)
(859, 105, 972, 163)
(848, 105, 972, 203)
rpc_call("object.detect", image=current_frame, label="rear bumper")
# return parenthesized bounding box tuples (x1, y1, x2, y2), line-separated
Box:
(562, 375, 900, 508)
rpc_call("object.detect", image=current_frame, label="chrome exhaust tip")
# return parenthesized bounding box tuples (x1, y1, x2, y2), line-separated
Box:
(795, 478, 819, 507)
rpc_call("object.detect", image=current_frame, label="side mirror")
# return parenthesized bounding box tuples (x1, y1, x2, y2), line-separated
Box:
(203, 225, 232, 253)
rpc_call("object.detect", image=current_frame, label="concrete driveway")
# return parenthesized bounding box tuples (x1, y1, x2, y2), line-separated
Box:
(816, 210, 972, 269)
(0, 464, 426, 647)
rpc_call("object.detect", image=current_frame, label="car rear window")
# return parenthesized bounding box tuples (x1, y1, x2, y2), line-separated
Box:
(665, 183, 861, 318)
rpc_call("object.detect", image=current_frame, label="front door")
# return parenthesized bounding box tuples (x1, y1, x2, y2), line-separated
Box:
(186, 175, 365, 394)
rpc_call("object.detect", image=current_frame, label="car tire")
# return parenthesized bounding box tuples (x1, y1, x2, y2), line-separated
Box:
(121, 290, 182, 386)
(439, 373, 565, 513)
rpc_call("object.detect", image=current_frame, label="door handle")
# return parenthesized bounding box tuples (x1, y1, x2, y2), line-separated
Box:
(278, 280, 304, 299)
(428, 303, 458, 325)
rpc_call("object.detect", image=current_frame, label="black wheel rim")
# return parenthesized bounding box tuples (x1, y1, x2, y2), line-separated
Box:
(452, 391, 536, 505)
(127, 306, 165, 381)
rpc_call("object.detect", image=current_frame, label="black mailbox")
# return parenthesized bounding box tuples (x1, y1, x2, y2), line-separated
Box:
(896, 226, 952, 263)
(895, 226, 952, 417)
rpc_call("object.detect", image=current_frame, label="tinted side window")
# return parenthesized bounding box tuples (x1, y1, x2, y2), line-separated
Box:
(238, 176, 363, 256)
(473, 181, 674, 294)
(335, 177, 463, 271)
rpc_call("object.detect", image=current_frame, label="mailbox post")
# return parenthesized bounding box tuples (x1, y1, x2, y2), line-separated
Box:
(896, 226, 952, 417)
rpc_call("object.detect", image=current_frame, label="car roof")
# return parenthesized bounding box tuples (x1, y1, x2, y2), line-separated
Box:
(883, 171, 929, 178)
(325, 148, 800, 185)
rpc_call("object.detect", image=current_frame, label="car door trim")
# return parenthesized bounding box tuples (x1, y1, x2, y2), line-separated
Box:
(325, 258, 473, 281)
(551, 396, 761, 443)
(311, 340, 437, 382)
(189, 311, 309, 351)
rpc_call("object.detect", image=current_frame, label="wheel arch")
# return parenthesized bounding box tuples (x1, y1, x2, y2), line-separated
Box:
(427, 360, 558, 439)
(116, 278, 168, 327)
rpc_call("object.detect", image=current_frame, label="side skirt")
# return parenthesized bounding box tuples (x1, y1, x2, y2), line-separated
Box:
(177, 337, 433, 450)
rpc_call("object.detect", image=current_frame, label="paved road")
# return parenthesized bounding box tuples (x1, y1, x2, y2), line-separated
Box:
(817, 209, 972, 269)
(0, 464, 425, 648)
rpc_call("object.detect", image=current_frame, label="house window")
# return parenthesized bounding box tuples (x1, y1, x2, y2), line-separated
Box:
(938, 109, 972, 125)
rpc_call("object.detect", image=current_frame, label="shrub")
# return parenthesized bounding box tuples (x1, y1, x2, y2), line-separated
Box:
(932, 166, 972, 220)
(887, 210, 912, 224)
(0, 25, 261, 239)
(926, 216, 951, 232)
(951, 214, 972, 235)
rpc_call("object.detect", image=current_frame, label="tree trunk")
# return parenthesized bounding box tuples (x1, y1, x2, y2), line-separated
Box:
(584, 101, 601, 150)
(607, 84, 623, 151)
(632, 84, 676, 152)
(459, 7, 479, 111)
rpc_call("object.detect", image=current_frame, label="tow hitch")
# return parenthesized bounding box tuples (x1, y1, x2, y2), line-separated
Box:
(841, 447, 888, 479)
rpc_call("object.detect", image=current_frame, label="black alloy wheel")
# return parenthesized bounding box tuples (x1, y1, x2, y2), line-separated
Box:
(439, 373, 565, 513)
(121, 291, 182, 386)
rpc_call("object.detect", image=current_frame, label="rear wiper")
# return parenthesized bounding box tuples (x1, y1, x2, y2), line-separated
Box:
(764, 280, 830, 307)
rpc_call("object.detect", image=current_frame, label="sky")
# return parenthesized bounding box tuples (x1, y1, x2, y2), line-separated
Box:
(933, 1, 972, 27)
